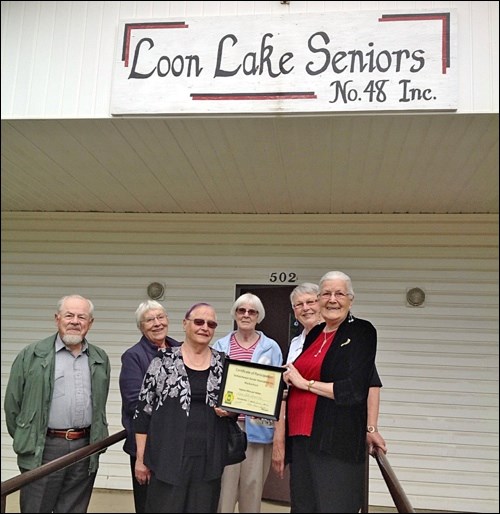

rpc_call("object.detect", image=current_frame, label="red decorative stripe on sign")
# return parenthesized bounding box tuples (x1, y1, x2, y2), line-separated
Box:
(122, 22, 189, 67)
(379, 13, 450, 74)
(191, 92, 317, 101)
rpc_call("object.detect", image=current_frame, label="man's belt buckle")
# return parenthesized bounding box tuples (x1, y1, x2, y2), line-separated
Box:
(65, 428, 76, 440)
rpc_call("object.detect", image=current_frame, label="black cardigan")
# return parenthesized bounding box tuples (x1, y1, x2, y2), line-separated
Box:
(133, 347, 229, 485)
(287, 315, 377, 464)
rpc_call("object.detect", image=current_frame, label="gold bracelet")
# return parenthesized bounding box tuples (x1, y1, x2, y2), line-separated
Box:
(307, 379, 315, 391)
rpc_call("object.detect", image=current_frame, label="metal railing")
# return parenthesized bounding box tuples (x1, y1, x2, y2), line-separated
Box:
(2, 430, 414, 513)
(1, 429, 126, 514)
(362, 447, 415, 513)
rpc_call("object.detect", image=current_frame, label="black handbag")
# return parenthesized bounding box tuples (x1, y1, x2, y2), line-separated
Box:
(226, 417, 247, 466)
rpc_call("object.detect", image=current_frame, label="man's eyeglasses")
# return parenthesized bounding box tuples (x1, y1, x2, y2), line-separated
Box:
(142, 314, 167, 325)
(187, 318, 218, 329)
(293, 299, 318, 310)
(235, 307, 258, 316)
(319, 291, 353, 301)
(62, 313, 91, 322)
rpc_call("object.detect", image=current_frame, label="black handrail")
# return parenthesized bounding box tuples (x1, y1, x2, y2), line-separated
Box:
(1, 429, 126, 514)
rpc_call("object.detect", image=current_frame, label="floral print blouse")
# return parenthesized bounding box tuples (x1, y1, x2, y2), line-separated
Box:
(133, 346, 229, 485)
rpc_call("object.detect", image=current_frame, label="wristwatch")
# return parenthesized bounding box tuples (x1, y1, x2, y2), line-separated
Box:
(307, 379, 316, 391)
(367, 425, 378, 433)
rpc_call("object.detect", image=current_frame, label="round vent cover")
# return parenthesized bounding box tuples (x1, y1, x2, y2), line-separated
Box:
(406, 287, 426, 307)
(147, 282, 165, 300)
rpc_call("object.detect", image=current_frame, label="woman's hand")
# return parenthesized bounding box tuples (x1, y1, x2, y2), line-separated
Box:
(283, 363, 307, 390)
(214, 406, 230, 418)
(135, 459, 151, 485)
(367, 431, 388, 455)
(272, 438, 286, 478)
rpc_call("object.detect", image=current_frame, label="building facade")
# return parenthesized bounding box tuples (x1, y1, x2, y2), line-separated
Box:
(1, 2, 498, 512)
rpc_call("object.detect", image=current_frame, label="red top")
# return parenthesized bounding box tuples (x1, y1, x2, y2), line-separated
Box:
(287, 330, 336, 436)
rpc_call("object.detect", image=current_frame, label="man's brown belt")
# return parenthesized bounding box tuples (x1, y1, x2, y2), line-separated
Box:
(46, 427, 90, 440)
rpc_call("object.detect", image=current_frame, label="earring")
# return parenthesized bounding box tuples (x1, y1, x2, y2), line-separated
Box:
(348, 311, 354, 323)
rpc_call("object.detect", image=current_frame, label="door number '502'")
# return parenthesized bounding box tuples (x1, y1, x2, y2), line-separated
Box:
(269, 272, 297, 283)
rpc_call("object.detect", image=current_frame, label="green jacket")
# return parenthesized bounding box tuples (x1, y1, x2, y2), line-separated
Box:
(4, 333, 111, 473)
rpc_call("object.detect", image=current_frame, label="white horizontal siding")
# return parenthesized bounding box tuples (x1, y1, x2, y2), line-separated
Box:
(0, 212, 498, 512)
(1, 1, 498, 118)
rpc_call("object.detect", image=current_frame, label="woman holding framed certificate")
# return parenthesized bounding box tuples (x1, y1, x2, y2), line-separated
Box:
(273, 283, 387, 485)
(133, 302, 233, 513)
(282, 271, 381, 513)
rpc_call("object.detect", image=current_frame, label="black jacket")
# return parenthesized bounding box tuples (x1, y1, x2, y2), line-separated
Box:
(288, 315, 377, 464)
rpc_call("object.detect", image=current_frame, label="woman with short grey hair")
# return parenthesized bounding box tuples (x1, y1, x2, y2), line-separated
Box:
(119, 299, 180, 513)
(283, 271, 381, 512)
(213, 292, 283, 513)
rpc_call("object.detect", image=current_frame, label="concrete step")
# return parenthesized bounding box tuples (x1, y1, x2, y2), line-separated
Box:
(4, 487, 432, 513)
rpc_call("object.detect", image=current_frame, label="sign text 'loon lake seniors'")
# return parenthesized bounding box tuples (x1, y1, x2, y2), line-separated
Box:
(110, 10, 457, 115)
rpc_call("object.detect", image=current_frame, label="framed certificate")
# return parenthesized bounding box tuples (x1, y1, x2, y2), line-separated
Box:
(217, 358, 285, 420)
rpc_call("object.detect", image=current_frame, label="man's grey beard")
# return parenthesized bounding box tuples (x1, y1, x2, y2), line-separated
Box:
(63, 335, 83, 345)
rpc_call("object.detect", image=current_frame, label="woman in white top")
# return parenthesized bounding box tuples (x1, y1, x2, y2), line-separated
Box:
(287, 283, 322, 364)
(273, 283, 322, 479)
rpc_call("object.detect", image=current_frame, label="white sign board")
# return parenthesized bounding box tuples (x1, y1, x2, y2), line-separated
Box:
(111, 10, 457, 115)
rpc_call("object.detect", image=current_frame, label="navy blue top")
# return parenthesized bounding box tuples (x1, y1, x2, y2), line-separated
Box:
(119, 334, 180, 456)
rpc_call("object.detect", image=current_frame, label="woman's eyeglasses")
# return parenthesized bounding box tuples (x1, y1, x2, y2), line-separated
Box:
(187, 318, 218, 329)
(235, 307, 258, 316)
(142, 314, 167, 325)
(293, 299, 318, 310)
(319, 291, 353, 301)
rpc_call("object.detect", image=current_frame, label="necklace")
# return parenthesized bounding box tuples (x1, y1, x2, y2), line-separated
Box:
(314, 330, 335, 358)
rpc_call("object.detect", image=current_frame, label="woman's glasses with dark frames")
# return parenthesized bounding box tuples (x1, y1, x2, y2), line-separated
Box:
(187, 318, 218, 329)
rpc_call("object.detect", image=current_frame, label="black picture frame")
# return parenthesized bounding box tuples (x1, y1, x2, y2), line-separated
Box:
(217, 358, 285, 420)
